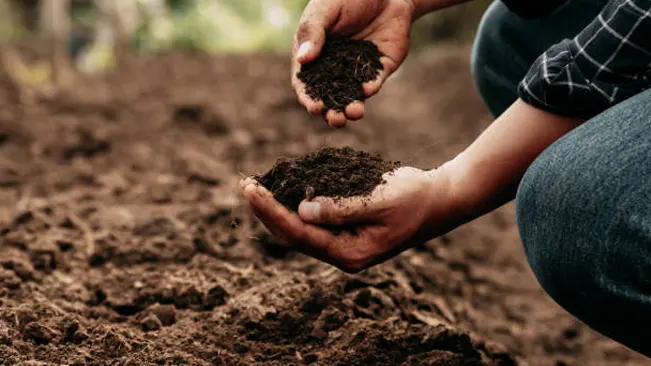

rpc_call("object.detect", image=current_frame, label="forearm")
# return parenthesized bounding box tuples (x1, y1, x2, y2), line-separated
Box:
(436, 99, 581, 225)
(410, 0, 473, 19)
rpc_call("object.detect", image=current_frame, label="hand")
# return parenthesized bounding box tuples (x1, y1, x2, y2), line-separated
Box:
(240, 166, 461, 273)
(292, 0, 415, 128)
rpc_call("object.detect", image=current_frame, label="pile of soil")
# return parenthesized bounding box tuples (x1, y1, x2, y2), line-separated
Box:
(256, 146, 399, 211)
(0, 49, 646, 366)
(297, 37, 383, 112)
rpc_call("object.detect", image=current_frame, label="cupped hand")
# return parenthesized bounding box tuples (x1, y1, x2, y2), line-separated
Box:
(240, 166, 459, 273)
(292, 0, 414, 128)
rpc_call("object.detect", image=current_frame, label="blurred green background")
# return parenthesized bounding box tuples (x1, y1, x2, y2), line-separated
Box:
(0, 0, 491, 74)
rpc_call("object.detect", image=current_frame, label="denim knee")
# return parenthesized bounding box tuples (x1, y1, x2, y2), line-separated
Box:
(515, 148, 571, 307)
(514, 126, 651, 355)
(515, 139, 606, 316)
(470, 1, 524, 117)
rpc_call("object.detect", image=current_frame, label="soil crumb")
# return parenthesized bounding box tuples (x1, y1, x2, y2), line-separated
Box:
(257, 146, 399, 211)
(297, 37, 384, 112)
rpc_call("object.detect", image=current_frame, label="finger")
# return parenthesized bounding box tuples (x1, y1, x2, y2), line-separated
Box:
(294, 0, 340, 64)
(362, 57, 395, 98)
(243, 183, 334, 250)
(250, 206, 292, 247)
(240, 176, 256, 188)
(291, 72, 324, 115)
(325, 109, 347, 128)
(291, 41, 325, 116)
(239, 177, 260, 196)
(298, 196, 379, 226)
(344, 101, 364, 121)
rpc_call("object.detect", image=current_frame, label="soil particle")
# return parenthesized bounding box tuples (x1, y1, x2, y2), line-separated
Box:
(297, 36, 384, 112)
(203, 285, 228, 310)
(148, 303, 177, 326)
(0, 267, 22, 290)
(61, 318, 89, 344)
(257, 146, 399, 211)
(0, 256, 35, 281)
(303, 353, 318, 364)
(22, 322, 57, 345)
(141, 314, 163, 331)
(100, 330, 132, 357)
(176, 285, 204, 309)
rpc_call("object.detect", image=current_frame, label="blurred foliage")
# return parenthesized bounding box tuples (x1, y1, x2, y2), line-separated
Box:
(140, 0, 490, 53)
(157, 0, 309, 53)
(0, 0, 491, 76)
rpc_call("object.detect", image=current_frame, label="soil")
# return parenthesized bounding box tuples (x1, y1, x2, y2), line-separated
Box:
(297, 37, 383, 112)
(256, 146, 399, 211)
(0, 47, 648, 366)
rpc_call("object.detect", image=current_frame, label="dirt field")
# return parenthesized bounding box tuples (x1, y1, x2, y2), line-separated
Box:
(0, 48, 648, 366)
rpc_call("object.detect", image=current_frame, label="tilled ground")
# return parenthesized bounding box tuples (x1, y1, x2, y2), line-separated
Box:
(0, 49, 647, 366)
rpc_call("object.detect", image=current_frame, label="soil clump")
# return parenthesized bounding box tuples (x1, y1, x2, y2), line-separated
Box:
(257, 146, 399, 211)
(297, 37, 384, 112)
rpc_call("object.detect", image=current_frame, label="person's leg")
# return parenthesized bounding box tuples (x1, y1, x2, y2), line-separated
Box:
(470, 0, 607, 117)
(516, 88, 651, 356)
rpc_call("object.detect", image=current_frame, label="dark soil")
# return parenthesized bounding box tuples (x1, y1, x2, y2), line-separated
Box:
(297, 37, 383, 112)
(0, 48, 646, 366)
(256, 146, 399, 211)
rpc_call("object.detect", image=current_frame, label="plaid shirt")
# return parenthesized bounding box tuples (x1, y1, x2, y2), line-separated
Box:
(509, 0, 651, 119)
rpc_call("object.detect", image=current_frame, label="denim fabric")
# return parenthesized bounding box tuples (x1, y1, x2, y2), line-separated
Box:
(471, 0, 607, 118)
(472, 0, 651, 357)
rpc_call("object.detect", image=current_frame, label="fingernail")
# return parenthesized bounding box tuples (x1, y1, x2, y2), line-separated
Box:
(296, 42, 312, 60)
(243, 184, 257, 197)
(300, 201, 321, 221)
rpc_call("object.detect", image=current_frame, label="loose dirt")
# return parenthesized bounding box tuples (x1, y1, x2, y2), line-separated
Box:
(297, 37, 383, 112)
(0, 48, 646, 366)
(257, 146, 398, 211)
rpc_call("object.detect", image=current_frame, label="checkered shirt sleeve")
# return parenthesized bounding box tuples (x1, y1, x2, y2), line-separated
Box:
(518, 0, 651, 119)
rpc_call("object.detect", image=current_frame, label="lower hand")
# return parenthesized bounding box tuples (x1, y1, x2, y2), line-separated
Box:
(240, 166, 459, 272)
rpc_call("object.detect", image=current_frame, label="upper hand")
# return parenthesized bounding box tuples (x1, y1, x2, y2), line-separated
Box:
(240, 166, 458, 273)
(292, 0, 415, 128)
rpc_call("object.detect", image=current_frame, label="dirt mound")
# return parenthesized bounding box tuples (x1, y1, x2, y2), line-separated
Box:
(297, 37, 383, 111)
(0, 49, 646, 366)
(257, 146, 399, 211)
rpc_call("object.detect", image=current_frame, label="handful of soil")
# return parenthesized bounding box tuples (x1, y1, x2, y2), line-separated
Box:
(256, 147, 399, 212)
(297, 37, 384, 112)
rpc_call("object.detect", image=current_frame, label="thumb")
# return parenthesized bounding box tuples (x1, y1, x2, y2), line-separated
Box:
(295, 22, 326, 64)
(298, 197, 371, 226)
(294, 2, 339, 63)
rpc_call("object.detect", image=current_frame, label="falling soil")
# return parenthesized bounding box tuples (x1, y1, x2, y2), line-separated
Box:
(256, 146, 399, 211)
(297, 37, 384, 112)
(0, 49, 646, 366)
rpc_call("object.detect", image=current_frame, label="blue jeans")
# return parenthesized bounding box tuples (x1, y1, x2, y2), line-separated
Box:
(472, 0, 651, 357)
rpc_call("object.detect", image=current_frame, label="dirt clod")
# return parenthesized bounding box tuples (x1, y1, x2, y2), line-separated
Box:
(141, 314, 163, 331)
(149, 304, 176, 326)
(203, 285, 228, 310)
(257, 146, 399, 211)
(62, 319, 88, 344)
(297, 36, 384, 112)
(22, 323, 57, 345)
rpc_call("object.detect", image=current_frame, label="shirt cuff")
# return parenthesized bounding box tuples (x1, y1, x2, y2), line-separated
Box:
(517, 40, 651, 119)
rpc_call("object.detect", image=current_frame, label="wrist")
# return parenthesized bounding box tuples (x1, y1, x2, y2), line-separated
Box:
(420, 159, 471, 239)
(409, 0, 474, 20)
(404, 0, 419, 20)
